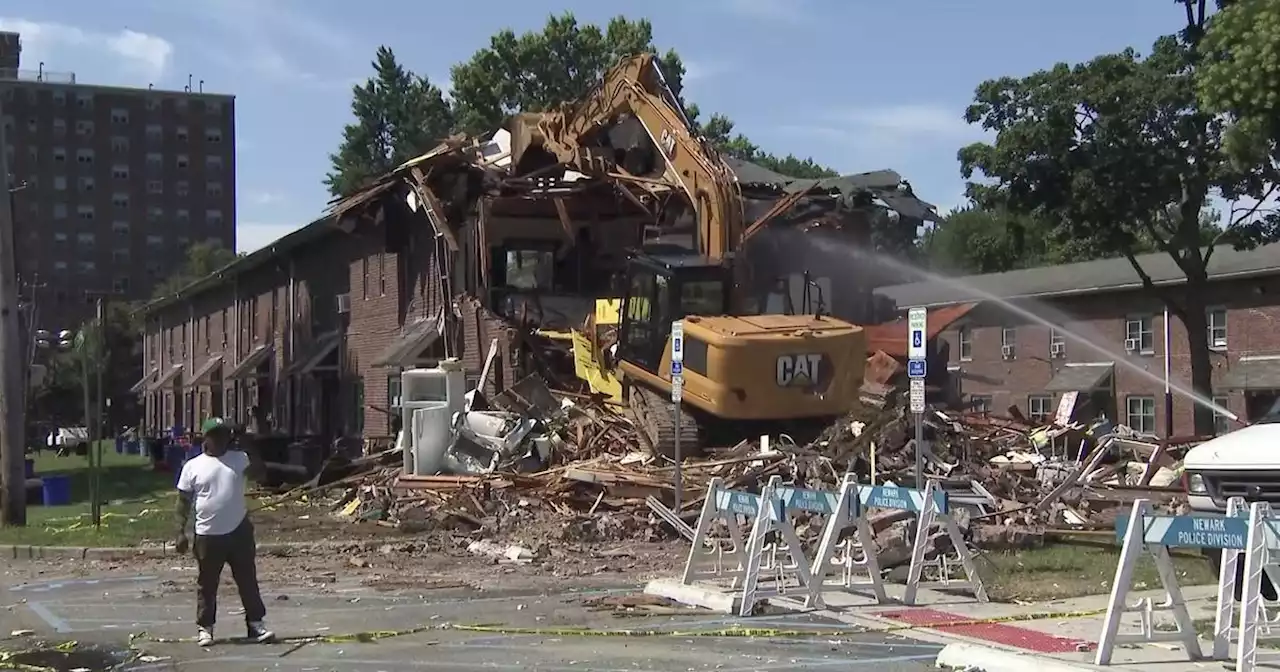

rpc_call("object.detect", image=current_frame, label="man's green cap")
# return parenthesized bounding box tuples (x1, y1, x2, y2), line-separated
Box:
(201, 417, 232, 435)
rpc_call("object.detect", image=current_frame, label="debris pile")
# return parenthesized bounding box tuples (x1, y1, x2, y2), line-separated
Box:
(311, 373, 1200, 567)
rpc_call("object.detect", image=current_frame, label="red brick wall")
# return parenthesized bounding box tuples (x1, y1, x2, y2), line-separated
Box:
(935, 275, 1280, 436)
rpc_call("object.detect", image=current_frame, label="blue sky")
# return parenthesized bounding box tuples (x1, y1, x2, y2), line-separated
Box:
(2, 0, 1190, 253)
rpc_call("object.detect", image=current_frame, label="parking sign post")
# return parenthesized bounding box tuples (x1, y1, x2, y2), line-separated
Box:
(907, 308, 928, 488)
(671, 320, 685, 511)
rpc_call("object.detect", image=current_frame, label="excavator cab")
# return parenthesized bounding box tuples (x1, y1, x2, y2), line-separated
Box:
(616, 254, 729, 373)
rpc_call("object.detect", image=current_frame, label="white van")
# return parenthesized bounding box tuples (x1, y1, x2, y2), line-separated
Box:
(1182, 407, 1280, 598)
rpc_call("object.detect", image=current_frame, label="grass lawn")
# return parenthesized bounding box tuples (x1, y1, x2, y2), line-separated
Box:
(979, 542, 1217, 602)
(0, 445, 177, 547)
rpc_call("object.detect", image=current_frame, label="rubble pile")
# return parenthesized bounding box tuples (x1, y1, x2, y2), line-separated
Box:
(313, 376, 1199, 566)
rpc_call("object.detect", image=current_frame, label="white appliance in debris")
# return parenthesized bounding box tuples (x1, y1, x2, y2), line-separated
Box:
(401, 359, 467, 475)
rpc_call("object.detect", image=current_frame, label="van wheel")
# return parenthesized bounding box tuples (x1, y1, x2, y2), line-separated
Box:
(1205, 548, 1278, 601)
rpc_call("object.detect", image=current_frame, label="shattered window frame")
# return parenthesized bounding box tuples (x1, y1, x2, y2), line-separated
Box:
(969, 394, 993, 414)
(503, 248, 555, 291)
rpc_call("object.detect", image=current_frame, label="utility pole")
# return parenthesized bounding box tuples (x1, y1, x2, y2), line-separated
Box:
(92, 295, 106, 528)
(0, 95, 28, 527)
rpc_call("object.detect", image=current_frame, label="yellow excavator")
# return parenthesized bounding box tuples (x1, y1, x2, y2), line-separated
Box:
(510, 54, 866, 457)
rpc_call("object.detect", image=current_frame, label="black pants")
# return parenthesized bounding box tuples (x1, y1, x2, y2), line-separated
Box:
(193, 518, 266, 629)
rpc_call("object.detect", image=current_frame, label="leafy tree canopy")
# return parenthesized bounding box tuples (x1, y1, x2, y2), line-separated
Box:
(957, 3, 1280, 433)
(151, 239, 242, 299)
(1196, 0, 1280, 165)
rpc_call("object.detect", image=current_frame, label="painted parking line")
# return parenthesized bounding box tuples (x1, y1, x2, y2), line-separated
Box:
(11, 576, 159, 593)
(26, 601, 71, 633)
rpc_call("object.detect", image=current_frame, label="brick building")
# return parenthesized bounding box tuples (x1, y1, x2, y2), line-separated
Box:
(1, 30, 236, 329)
(874, 244, 1280, 437)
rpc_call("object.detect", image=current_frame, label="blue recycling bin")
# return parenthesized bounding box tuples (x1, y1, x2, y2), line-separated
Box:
(23, 458, 34, 479)
(41, 475, 71, 506)
(125, 439, 141, 455)
(165, 444, 187, 485)
(115, 436, 125, 454)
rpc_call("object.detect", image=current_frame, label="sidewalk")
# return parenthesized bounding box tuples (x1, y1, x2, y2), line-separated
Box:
(788, 583, 1230, 672)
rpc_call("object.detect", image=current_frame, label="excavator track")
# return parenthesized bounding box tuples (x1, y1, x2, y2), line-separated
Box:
(628, 384, 704, 460)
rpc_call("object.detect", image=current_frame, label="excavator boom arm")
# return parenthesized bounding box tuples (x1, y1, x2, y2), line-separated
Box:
(523, 54, 744, 262)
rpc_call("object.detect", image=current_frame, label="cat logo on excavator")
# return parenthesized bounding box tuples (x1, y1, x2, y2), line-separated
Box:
(776, 353, 825, 389)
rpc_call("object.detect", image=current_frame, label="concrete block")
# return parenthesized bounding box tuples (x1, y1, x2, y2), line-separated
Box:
(644, 577, 739, 614)
(935, 643, 1101, 672)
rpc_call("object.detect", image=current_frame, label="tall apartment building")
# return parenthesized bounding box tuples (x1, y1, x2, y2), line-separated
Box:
(0, 31, 236, 330)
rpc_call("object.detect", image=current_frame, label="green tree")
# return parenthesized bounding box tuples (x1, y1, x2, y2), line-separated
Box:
(33, 303, 141, 431)
(921, 207, 1053, 274)
(958, 5, 1280, 434)
(1196, 0, 1280, 166)
(325, 46, 455, 197)
(152, 239, 241, 299)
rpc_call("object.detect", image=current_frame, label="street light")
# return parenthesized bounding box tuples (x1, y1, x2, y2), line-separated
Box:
(34, 325, 103, 528)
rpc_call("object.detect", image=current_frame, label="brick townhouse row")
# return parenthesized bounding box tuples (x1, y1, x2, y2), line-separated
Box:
(134, 209, 517, 444)
(875, 244, 1280, 437)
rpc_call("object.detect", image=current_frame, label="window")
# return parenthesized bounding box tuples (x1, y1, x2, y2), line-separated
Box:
(112, 193, 130, 208)
(1050, 328, 1066, 356)
(1214, 396, 1232, 436)
(146, 152, 163, 169)
(206, 181, 223, 196)
(148, 208, 165, 224)
(146, 234, 164, 247)
(53, 232, 68, 244)
(113, 276, 130, 294)
(112, 248, 130, 263)
(111, 109, 130, 124)
(207, 101, 224, 115)
(112, 164, 130, 179)
(53, 175, 67, 191)
(206, 155, 223, 170)
(77, 176, 95, 192)
(75, 148, 94, 164)
(387, 375, 403, 433)
(53, 261, 68, 272)
(378, 253, 386, 296)
(361, 256, 369, 299)
(53, 203, 67, 220)
(176, 98, 189, 112)
(111, 221, 130, 235)
(1126, 396, 1156, 434)
(176, 209, 190, 223)
(970, 395, 993, 413)
(205, 209, 223, 226)
(1028, 395, 1054, 425)
(76, 93, 94, 109)
(147, 180, 163, 195)
(176, 126, 189, 142)
(1208, 308, 1228, 350)
(146, 124, 162, 142)
(205, 128, 223, 143)
(76, 205, 95, 220)
(52, 147, 66, 163)
(146, 97, 160, 112)
(53, 91, 66, 106)
(504, 249, 554, 289)
(52, 118, 66, 138)
(25, 118, 36, 134)
(146, 261, 162, 277)
(175, 180, 190, 196)
(176, 154, 189, 169)
(352, 380, 365, 436)
(1125, 316, 1155, 354)
(1001, 327, 1017, 357)
(77, 232, 95, 247)
(111, 136, 129, 153)
(75, 120, 94, 137)
(77, 261, 96, 274)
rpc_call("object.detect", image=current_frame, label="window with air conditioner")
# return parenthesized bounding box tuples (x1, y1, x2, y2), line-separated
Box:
(1001, 327, 1016, 359)
(1125, 316, 1154, 354)
(1207, 308, 1228, 350)
(1049, 328, 1066, 358)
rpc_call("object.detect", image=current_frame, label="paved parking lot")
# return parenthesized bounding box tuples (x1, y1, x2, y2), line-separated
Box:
(0, 570, 941, 671)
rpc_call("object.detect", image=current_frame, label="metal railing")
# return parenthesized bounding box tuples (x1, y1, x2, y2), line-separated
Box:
(0, 68, 77, 84)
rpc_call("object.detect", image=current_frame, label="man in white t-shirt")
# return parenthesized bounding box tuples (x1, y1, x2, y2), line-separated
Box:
(175, 417, 275, 647)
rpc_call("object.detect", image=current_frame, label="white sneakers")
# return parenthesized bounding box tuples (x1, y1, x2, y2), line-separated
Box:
(195, 622, 275, 646)
(247, 621, 276, 643)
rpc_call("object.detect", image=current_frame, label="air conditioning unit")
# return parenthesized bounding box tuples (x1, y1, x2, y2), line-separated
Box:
(336, 293, 351, 314)
(1001, 345, 1015, 359)
(1050, 342, 1065, 358)
(1124, 338, 1138, 352)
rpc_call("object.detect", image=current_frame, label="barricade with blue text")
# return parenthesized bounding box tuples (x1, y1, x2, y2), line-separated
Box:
(1235, 500, 1280, 672)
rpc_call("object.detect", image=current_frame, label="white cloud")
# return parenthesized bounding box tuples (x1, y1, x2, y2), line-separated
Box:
(684, 60, 732, 83)
(840, 104, 973, 138)
(246, 190, 287, 206)
(0, 18, 173, 81)
(236, 221, 305, 254)
(778, 103, 987, 159)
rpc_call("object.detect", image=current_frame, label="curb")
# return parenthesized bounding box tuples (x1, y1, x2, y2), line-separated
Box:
(2, 538, 393, 562)
(935, 643, 1102, 672)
